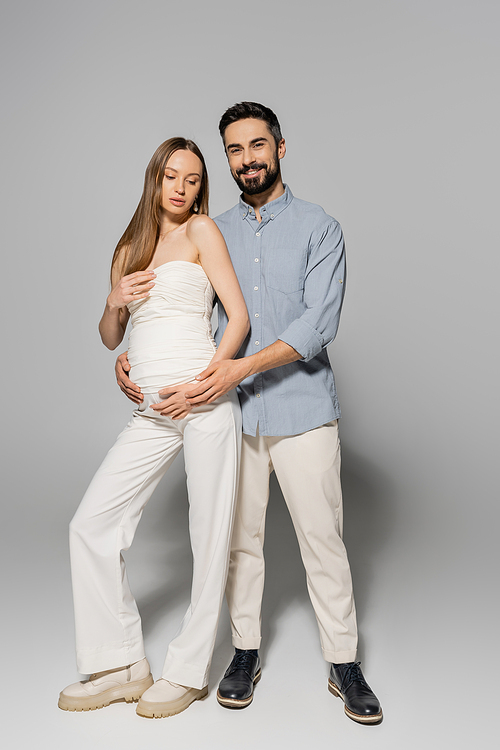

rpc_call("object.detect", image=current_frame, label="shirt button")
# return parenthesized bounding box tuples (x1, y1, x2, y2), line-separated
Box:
(270, 214, 275, 218)
(255, 313, 259, 317)
(254, 258, 259, 262)
(254, 286, 258, 291)
(255, 341, 259, 345)
(256, 232, 261, 237)
(256, 393, 261, 398)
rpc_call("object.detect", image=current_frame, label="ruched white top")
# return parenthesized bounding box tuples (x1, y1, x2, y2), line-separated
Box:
(127, 261, 217, 394)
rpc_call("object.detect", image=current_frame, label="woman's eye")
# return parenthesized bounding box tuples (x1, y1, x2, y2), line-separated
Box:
(165, 174, 174, 180)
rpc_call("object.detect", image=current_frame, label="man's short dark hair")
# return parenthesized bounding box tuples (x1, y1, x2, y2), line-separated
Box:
(219, 102, 283, 147)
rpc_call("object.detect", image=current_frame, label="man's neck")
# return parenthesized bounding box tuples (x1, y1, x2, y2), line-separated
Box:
(243, 178, 285, 222)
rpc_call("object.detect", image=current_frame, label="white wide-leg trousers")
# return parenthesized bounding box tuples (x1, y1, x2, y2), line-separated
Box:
(69, 391, 241, 689)
(225, 420, 358, 664)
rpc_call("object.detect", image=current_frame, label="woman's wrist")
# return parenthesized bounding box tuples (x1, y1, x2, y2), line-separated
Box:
(105, 297, 122, 313)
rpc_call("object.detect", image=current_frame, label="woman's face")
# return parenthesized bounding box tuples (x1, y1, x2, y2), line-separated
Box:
(161, 149, 203, 214)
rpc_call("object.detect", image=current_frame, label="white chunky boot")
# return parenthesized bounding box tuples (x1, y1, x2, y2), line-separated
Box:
(58, 658, 154, 711)
(136, 678, 208, 718)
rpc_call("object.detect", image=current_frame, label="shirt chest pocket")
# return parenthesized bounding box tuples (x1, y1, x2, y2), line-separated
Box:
(264, 252, 305, 295)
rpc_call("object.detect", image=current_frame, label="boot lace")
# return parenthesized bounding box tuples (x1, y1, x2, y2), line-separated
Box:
(227, 651, 257, 676)
(339, 661, 368, 692)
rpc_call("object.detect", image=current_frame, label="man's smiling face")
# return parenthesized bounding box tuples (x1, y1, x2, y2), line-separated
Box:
(223, 118, 285, 195)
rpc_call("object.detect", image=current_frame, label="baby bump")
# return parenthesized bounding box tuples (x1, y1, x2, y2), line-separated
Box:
(128, 321, 216, 393)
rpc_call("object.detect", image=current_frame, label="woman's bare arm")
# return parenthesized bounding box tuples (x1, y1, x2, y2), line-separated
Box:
(189, 215, 249, 361)
(99, 260, 156, 350)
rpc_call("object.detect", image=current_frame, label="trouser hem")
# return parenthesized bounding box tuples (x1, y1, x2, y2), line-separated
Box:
(76, 638, 146, 674)
(322, 648, 357, 664)
(232, 635, 262, 650)
(162, 656, 209, 690)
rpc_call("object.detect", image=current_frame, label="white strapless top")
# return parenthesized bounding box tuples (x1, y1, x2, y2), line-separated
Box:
(127, 261, 216, 393)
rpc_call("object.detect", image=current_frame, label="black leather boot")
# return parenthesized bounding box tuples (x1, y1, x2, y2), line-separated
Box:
(328, 661, 382, 724)
(217, 649, 261, 709)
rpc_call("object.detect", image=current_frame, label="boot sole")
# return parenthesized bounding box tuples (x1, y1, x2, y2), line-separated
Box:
(328, 678, 383, 725)
(216, 668, 262, 709)
(58, 674, 154, 712)
(136, 685, 208, 718)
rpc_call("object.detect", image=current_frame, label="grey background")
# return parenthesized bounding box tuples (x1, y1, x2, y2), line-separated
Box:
(1, 1, 498, 747)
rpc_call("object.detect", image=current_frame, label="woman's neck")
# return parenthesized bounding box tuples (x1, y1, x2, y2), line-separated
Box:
(159, 207, 191, 238)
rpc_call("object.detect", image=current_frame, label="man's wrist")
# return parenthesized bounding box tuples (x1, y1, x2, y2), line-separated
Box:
(240, 341, 301, 378)
(237, 355, 257, 381)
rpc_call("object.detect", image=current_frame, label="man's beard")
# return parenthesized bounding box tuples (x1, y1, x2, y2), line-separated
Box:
(233, 155, 280, 196)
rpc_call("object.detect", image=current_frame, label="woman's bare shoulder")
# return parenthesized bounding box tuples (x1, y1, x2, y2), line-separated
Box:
(186, 214, 219, 239)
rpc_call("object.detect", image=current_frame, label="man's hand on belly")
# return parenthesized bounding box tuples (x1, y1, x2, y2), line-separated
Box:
(184, 341, 300, 406)
(185, 359, 252, 406)
(151, 383, 194, 419)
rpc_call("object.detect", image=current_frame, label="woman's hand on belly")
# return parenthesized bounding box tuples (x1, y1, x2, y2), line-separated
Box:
(149, 382, 194, 419)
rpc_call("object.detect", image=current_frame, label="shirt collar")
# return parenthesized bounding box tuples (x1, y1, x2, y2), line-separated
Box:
(239, 184, 293, 220)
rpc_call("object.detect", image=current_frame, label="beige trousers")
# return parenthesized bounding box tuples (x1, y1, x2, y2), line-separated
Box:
(69, 391, 241, 689)
(225, 420, 357, 663)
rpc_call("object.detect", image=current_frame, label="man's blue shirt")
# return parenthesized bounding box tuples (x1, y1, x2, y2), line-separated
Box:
(214, 185, 346, 437)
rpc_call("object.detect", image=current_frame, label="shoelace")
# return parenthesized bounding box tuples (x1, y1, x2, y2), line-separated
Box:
(338, 661, 368, 693)
(228, 651, 257, 676)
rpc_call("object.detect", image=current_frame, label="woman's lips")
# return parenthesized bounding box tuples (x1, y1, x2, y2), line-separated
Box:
(169, 198, 185, 206)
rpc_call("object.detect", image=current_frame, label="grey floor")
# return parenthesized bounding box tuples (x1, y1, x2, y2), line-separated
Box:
(3, 455, 494, 750)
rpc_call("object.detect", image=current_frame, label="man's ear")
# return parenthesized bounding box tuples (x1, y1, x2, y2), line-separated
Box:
(278, 138, 286, 160)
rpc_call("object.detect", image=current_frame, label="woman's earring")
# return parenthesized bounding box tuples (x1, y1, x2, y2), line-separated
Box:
(193, 197, 199, 213)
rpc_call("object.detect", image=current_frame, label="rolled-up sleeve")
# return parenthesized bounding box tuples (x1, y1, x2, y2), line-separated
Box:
(278, 220, 346, 361)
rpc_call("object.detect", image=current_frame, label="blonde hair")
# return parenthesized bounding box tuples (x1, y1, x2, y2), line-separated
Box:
(111, 137, 209, 279)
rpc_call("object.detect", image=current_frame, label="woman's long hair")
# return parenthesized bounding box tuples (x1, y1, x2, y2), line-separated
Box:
(111, 137, 209, 279)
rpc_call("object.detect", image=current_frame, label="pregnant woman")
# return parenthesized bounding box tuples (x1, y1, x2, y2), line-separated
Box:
(58, 138, 249, 718)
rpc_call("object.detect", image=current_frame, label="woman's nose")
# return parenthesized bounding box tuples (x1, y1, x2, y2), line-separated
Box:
(176, 183, 185, 194)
